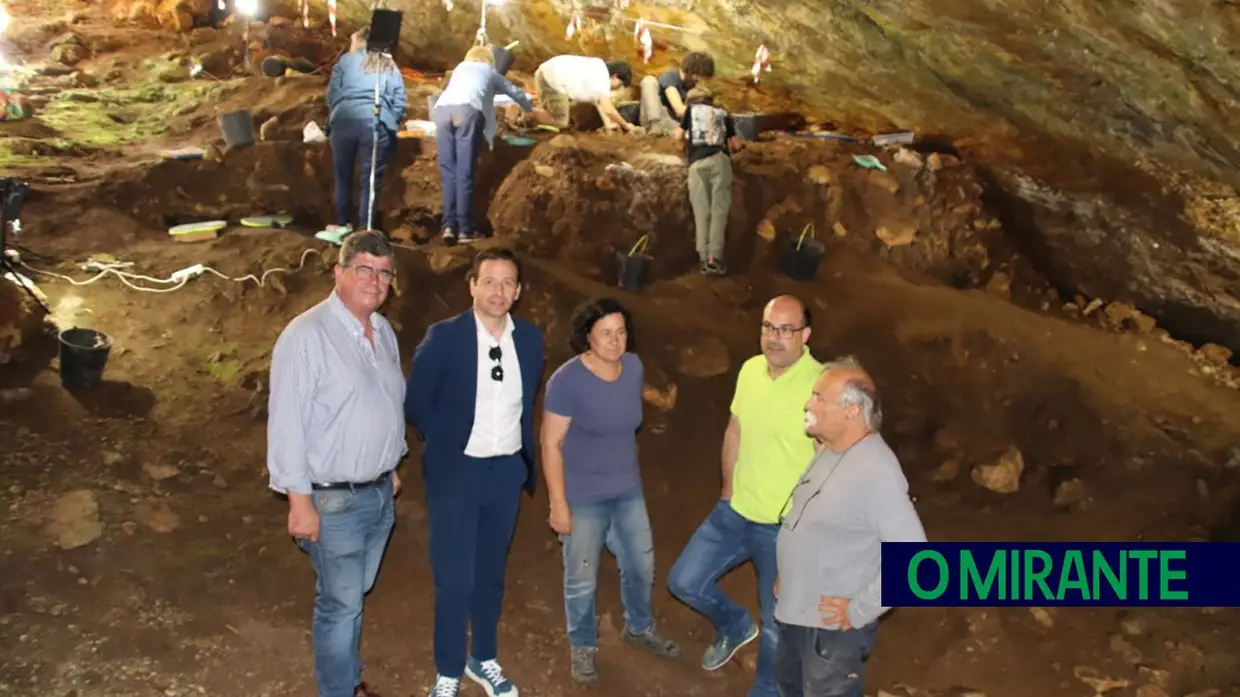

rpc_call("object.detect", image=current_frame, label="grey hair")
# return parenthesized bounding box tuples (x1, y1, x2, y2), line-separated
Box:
(821, 355, 883, 431)
(338, 229, 394, 267)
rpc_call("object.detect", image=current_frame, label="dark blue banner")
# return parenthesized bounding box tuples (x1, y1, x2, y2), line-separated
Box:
(880, 542, 1240, 607)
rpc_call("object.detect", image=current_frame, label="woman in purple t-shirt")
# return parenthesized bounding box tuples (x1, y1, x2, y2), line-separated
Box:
(540, 297, 681, 685)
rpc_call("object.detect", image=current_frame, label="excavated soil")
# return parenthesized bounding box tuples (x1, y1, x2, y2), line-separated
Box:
(2, 4, 1240, 697)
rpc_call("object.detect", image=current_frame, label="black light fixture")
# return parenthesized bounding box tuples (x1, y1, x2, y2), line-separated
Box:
(367, 8, 403, 54)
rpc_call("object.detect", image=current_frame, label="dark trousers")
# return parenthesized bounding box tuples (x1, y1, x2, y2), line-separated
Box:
(330, 118, 395, 229)
(773, 622, 879, 697)
(432, 104, 484, 234)
(426, 453, 525, 678)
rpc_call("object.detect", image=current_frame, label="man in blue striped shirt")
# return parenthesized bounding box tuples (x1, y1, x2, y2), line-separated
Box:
(266, 230, 408, 697)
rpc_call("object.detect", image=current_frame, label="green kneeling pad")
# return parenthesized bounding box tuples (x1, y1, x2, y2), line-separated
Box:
(241, 215, 294, 228)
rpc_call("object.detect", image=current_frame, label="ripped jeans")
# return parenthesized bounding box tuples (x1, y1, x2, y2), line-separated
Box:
(773, 622, 879, 697)
(560, 489, 656, 647)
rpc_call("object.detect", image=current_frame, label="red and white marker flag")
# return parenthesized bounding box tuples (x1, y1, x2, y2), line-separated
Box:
(639, 25, 652, 63)
(565, 11, 582, 39)
(301, 0, 309, 28)
(328, 0, 338, 36)
(751, 44, 771, 83)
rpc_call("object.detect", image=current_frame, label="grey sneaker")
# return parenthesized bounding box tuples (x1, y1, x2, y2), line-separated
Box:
(570, 646, 598, 684)
(621, 625, 680, 660)
(702, 622, 759, 670)
(701, 257, 728, 276)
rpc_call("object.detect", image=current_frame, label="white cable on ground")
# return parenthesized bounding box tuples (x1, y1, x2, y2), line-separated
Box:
(14, 248, 326, 294)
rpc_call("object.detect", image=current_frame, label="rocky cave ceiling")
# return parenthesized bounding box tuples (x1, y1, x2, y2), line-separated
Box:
(238, 1, 1240, 349)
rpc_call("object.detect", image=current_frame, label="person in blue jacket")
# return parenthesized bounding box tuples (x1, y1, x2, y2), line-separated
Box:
(322, 26, 408, 242)
(432, 45, 533, 246)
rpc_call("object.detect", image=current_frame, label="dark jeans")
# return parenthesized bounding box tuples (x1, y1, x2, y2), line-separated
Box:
(668, 499, 780, 697)
(774, 622, 879, 697)
(426, 453, 525, 678)
(432, 104, 484, 234)
(330, 117, 396, 229)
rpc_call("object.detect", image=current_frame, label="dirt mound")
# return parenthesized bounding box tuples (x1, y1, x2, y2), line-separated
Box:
(487, 135, 1001, 286)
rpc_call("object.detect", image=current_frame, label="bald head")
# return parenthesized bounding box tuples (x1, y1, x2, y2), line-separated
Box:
(804, 356, 882, 448)
(760, 295, 812, 371)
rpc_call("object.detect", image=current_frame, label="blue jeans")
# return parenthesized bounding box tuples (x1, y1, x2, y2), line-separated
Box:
(329, 117, 396, 229)
(561, 489, 655, 647)
(668, 499, 780, 697)
(296, 476, 397, 697)
(773, 623, 879, 697)
(431, 104, 484, 234)
(426, 454, 525, 678)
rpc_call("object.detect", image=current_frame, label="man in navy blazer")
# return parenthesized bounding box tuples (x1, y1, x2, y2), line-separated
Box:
(405, 246, 546, 697)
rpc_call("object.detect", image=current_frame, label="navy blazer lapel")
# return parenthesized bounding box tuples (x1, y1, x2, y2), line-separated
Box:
(458, 311, 478, 405)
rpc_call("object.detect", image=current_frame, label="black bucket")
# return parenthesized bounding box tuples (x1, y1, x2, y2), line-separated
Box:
(780, 236, 825, 281)
(492, 45, 515, 76)
(616, 250, 653, 292)
(732, 113, 760, 141)
(58, 328, 112, 390)
(218, 109, 255, 149)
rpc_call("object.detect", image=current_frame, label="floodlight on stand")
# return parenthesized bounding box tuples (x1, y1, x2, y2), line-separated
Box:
(367, 9, 403, 55)
(0, 0, 11, 70)
(235, 0, 259, 16)
(475, 0, 504, 46)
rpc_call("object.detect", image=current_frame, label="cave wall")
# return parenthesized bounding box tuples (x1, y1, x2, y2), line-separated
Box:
(301, 0, 1240, 350)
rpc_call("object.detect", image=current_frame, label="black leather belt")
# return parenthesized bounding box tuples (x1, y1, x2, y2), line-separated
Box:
(311, 470, 391, 491)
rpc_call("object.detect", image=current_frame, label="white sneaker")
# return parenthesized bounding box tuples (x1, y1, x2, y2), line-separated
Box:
(428, 674, 460, 697)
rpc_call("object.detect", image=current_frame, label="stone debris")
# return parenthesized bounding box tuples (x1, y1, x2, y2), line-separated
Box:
(971, 446, 1024, 494)
(931, 458, 959, 482)
(143, 462, 180, 481)
(1052, 477, 1088, 508)
(1028, 607, 1055, 628)
(1073, 666, 1129, 693)
(45, 490, 104, 549)
(134, 499, 181, 533)
(641, 382, 678, 412)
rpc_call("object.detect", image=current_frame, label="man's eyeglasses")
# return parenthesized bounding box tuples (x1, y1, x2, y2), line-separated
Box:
(349, 264, 396, 283)
(489, 345, 504, 382)
(760, 321, 805, 339)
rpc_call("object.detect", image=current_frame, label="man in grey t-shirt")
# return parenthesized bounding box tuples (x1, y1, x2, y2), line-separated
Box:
(773, 357, 926, 697)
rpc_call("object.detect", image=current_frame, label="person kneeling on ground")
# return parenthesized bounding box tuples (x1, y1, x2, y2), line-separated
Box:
(433, 45, 533, 247)
(323, 26, 408, 242)
(523, 55, 638, 133)
(638, 51, 715, 136)
(675, 87, 741, 276)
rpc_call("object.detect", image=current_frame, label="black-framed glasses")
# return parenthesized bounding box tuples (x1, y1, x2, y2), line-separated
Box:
(760, 321, 805, 339)
(489, 345, 504, 382)
(348, 264, 396, 283)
